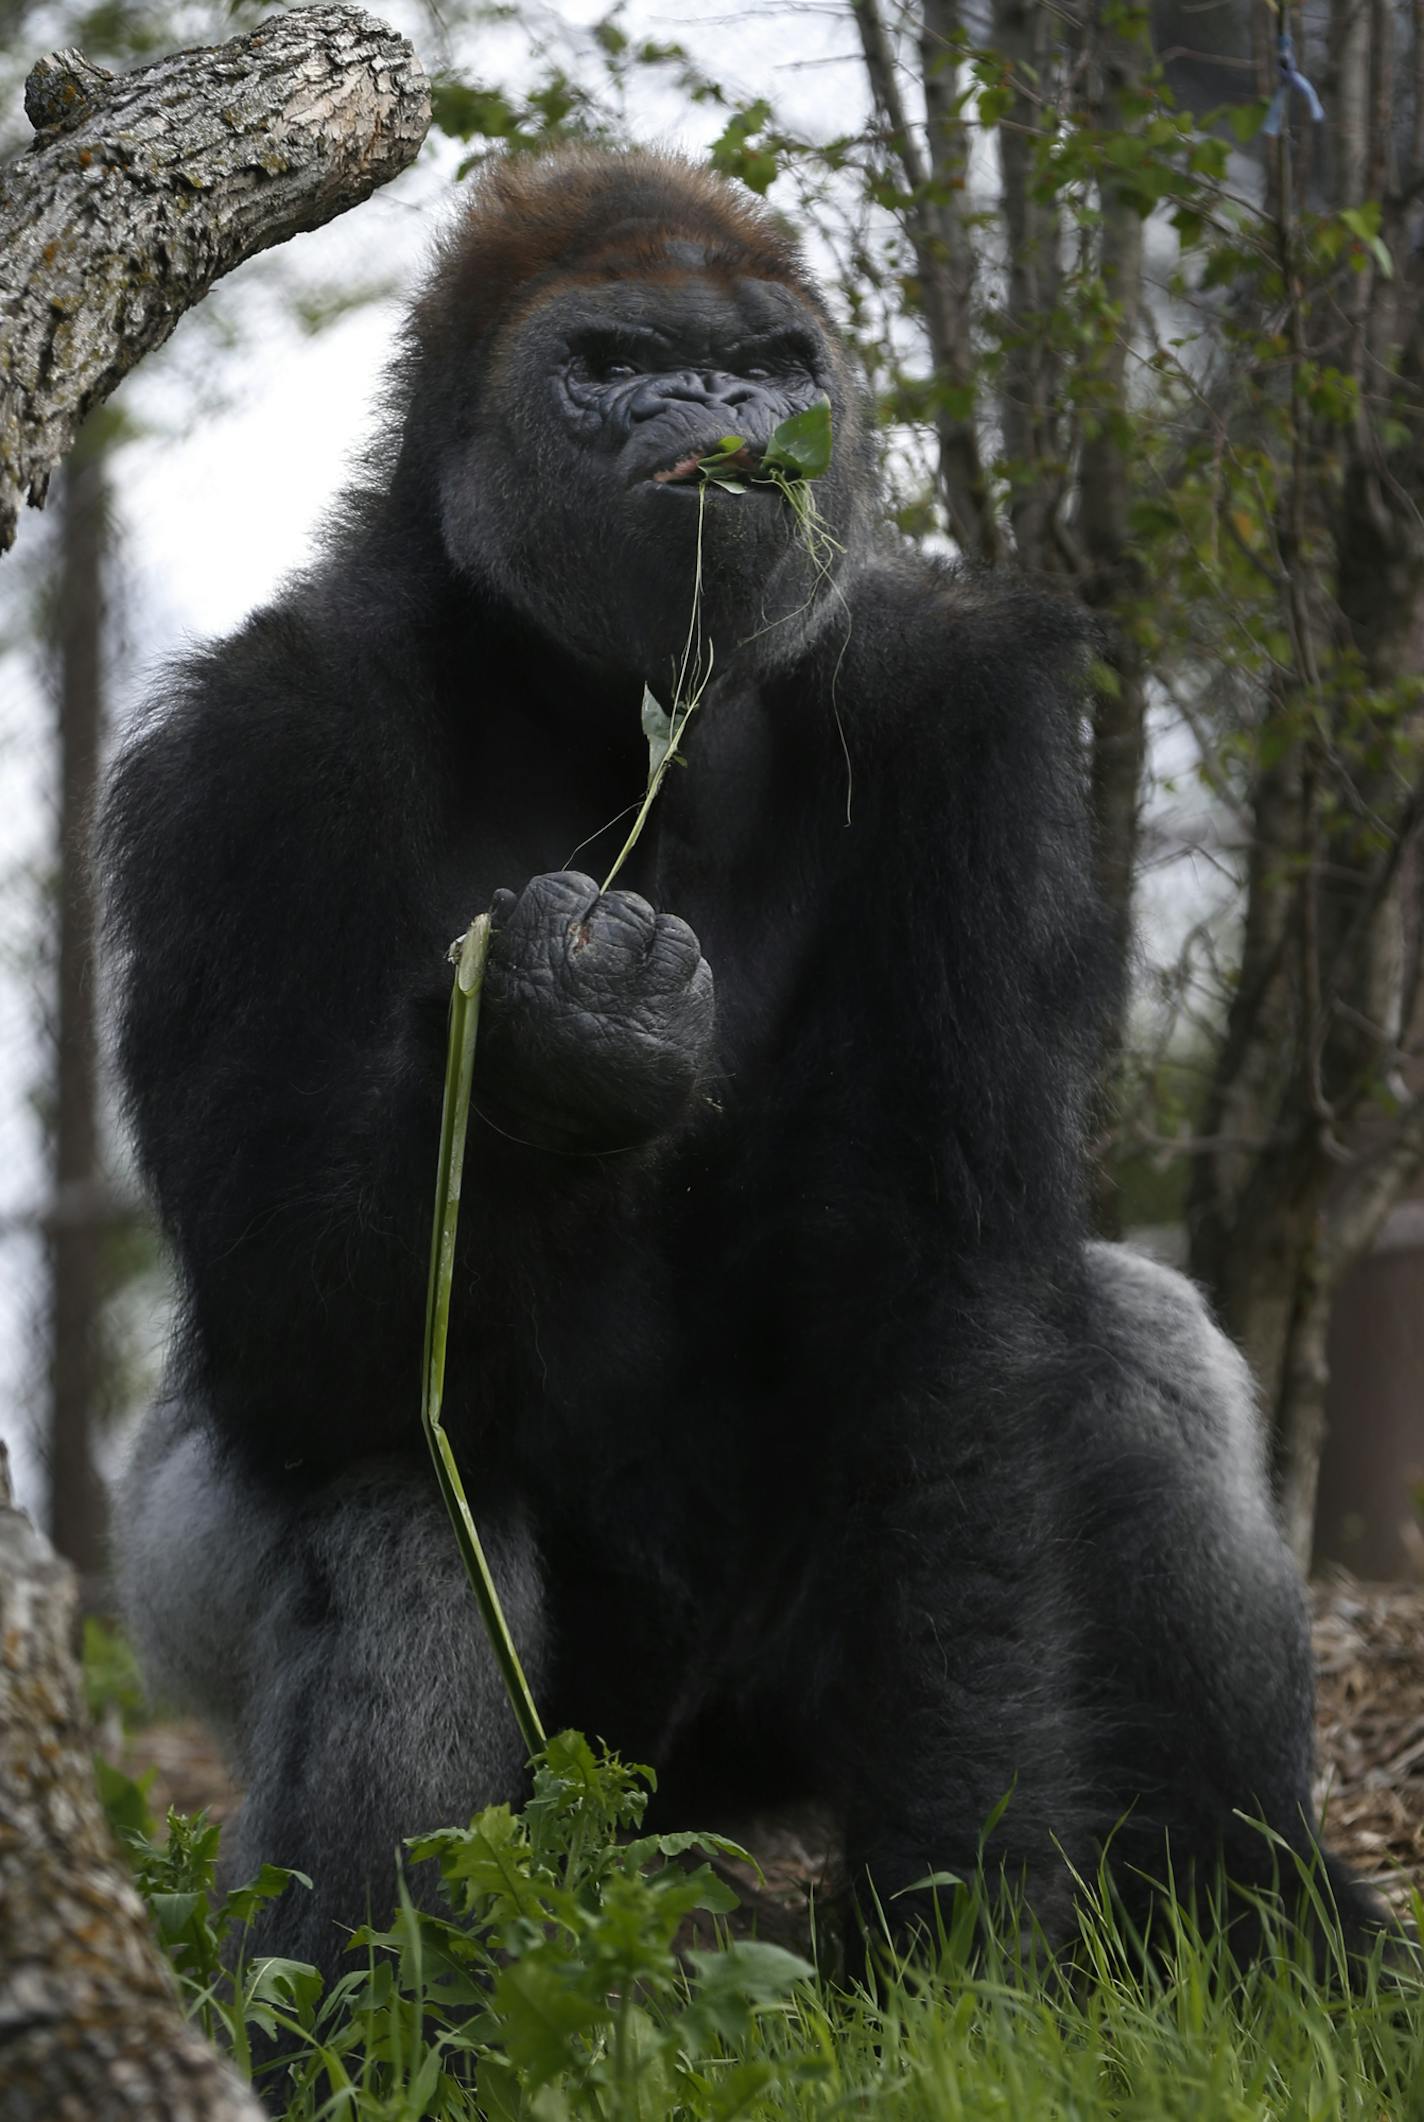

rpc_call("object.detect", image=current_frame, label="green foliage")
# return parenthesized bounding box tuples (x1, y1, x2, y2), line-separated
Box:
(114, 1736, 1424, 2120)
(403, 1731, 815, 2116)
(431, 71, 611, 167)
(697, 401, 833, 494)
(83, 1614, 147, 1728)
(111, 1733, 821, 2118)
(707, 102, 782, 196)
(100, 1762, 315, 2076)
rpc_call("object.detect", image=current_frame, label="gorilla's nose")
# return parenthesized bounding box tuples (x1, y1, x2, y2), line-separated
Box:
(646, 370, 761, 413)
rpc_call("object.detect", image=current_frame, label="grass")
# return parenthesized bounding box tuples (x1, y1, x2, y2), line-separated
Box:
(100, 1730, 1424, 2122)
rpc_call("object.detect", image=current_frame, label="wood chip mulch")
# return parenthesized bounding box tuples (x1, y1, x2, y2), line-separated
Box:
(1312, 1573, 1424, 1913)
(113, 1573, 1424, 1935)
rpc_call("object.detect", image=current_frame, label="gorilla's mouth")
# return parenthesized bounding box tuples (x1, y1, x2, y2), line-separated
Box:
(652, 442, 762, 488)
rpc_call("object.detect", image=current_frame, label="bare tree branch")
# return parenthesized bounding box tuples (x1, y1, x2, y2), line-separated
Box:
(0, 3, 430, 553)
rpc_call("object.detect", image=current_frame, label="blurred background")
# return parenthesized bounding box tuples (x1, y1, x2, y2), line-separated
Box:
(1, 0, 1422, 1609)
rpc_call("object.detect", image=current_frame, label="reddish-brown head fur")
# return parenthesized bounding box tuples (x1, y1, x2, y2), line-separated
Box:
(408, 146, 819, 380)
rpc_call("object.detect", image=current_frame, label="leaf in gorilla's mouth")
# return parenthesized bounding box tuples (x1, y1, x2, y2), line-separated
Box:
(652, 442, 759, 487)
(651, 402, 834, 495)
(714, 400, 834, 486)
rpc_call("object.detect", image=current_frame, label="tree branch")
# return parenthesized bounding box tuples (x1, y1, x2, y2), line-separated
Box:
(0, 3, 430, 553)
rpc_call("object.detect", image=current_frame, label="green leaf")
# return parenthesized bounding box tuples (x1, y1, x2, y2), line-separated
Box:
(411, 1805, 551, 1923)
(762, 396, 833, 480)
(622, 1828, 756, 1870)
(684, 1938, 816, 2041)
(1228, 100, 1268, 143)
(93, 1756, 155, 1845)
(641, 686, 675, 775)
(1339, 206, 1394, 279)
(493, 1958, 609, 2084)
(147, 1889, 207, 1944)
(222, 1862, 309, 1928)
(895, 1869, 966, 1895)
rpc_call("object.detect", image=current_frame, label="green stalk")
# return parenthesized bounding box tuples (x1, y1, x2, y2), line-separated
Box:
(601, 484, 712, 893)
(421, 911, 546, 1757)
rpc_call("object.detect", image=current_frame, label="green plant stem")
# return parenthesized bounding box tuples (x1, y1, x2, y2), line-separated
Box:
(601, 485, 711, 892)
(421, 911, 546, 1758)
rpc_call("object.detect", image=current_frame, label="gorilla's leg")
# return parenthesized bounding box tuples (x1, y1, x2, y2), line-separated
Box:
(824, 1354, 1093, 1956)
(116, 1402, 546, 1976)
(1067, 1243, 1384, 1948)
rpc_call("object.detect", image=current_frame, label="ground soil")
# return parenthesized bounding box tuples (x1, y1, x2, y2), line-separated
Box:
(114, 1573, 1424, 1940)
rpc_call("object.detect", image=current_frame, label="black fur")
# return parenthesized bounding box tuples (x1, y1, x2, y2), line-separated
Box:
(104, 147, 1377, 1975)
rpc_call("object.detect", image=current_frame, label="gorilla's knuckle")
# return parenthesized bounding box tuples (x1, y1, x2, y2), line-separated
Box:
(530, 870, 598, 920)
(605, 887, 657, 930)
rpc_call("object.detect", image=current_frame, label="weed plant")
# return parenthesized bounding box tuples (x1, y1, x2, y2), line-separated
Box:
(100, 1738, 1423, 2122)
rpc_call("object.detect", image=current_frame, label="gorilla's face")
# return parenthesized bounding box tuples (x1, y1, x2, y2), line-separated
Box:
(438, 263, 868, 689)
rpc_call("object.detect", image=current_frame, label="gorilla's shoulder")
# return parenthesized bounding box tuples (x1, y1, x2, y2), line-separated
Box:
(122, 572, 417, 780)
(848, 547, 1094, 655)
(835, 549, 1097, 732)
(102, 576, 431, 894)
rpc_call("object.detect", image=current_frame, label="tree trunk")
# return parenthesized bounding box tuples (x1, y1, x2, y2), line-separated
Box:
(1189, 0, 1424, 1564)
(853, 0, 1001, 560)
(1074, 4, 1150, 1230)
(992, 0, 1064, 574)
(0, 3, 430, 552)
(46, 425, 108, 1592)
(0, 1447, 265, 2120)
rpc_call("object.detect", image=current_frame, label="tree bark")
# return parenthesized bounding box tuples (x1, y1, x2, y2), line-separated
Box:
(1073, 4, 1149, 1231)
(991, 0, 1064, 574)
(0, 2, 430, 552)
(0, 1447, 265, 2120)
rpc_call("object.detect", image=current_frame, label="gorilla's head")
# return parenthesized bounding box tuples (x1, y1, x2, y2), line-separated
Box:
(401, 148, 873, 690)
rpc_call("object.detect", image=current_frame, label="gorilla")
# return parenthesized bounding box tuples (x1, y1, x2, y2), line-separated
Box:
(104, 146, 1375, 1974)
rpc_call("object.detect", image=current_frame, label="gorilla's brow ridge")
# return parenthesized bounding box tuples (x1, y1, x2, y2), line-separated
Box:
(411, 147, 810, 367)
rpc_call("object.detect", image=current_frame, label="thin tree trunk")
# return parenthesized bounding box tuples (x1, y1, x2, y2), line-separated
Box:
(0, 1447, 265, 2119)
(853, 0, 1001, 559)
(1074, 3, 1150, 1228)
(992, 0, 1063, 573)
(47, 427, 108, 1590)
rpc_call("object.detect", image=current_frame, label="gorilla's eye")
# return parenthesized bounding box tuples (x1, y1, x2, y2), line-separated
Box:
(574, 340, 645, 385)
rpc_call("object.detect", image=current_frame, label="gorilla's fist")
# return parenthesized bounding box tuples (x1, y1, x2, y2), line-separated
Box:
(479, 871, 715, 1151)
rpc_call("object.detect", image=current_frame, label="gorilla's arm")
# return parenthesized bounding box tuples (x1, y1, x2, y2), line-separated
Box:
(101, 613, 705, 1471)
(792, 572, 1115, 1928)
(806, 570, 1113, 1270)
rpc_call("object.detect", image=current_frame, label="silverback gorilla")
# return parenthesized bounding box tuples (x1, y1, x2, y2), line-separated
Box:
(105, 147, 1375, 1974)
